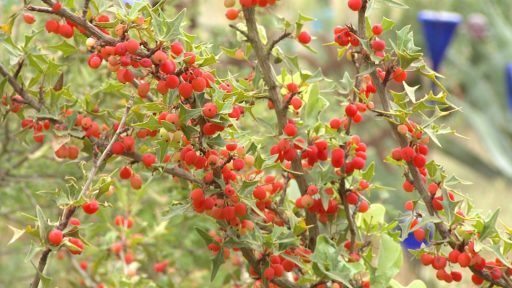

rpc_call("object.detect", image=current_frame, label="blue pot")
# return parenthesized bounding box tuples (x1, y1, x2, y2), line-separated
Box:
(418, 10, 462, 71)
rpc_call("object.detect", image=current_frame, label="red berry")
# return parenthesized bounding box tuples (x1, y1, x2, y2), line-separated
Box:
(68, 237, 84, 255)
(358, 200, 369, 213)
(283, 123, 297, 137)
(393, 68, 407, 82)
(111, 142, 125, 155)
(372, 24, 383, 36)
(125, 39, 140, 54)
(88, 54, 102, 69)
(23, 13, 36, 24)
(178, 82, 193, 99)
(225, 8, 239, 21)
(420, 253, 434, 266)
(45, 20, 59, 33)
(170, 42, 184, 56)
(371, 39, 386, 52)
(345, 104, 357, 117)
(119, 166, 132, 179)
(451, 271, 462, 282)
(432, 256, 447, 270)
(298, 31, 312, 44)
(413, 228, 425, 241)
(347, 0, 363, 11)
(58, 23, 74, 39)
(82, 200, 99, 215)
(160, 60, 176, 75)
(403, 180, 414, 192)
(253, 186, 266, 200)
(69, 217, 81, 226)
(142, 153, 156, 168)
(400, 146, 415, 162)
(471, 274, 484, 285)
(404, 200, 414, 211)
(263, 267, 275, 280)
(48, 229, 63, 246)
(130, 174, 143, 190)
(192, 77, 207, 92)
(166, 75, 180, 89)
(413, 154, 426, 168)
(331, 148, 345, 168)
(202, 102, 218, 118)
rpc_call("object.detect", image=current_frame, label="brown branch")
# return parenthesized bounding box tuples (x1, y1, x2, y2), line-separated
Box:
(30, 95, 135, 288)
(267, 31, 292, 56)
(0, 63, 42, 111)
(82, 0, 91, 19)
(241, 7, 318, 250)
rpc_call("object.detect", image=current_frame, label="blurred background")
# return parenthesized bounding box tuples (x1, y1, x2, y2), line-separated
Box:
(1, 0, 512, 287)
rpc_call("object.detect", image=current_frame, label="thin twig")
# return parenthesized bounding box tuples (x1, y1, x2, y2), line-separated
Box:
(266, 31, 292, 56)
(82, 0, 91, 19)
(30, 95, 135, 288)
(0, 63, 42, 111)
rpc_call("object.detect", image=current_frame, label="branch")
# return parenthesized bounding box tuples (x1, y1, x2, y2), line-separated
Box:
(0, 63, 42, 111)
(82, 0, 90, 19)
(267, 31, 292, 56)
(228, 24, 252, 42)
(30, 95, 135, 288)
(241, 7, 319, 250)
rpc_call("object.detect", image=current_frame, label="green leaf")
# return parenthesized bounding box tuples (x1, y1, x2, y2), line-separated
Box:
(362, 162, 375, 181)
(381, 17, 396, 31)
(8, 225, 25, 245)
(372, 234, 403, 287)
(133, 116, 160, 130)
(48, 41, 78, 57)
(211, 247, 225, 281)
(357, 204, 386, 226)
(151, 8, 185, 41)
(479, 209, 500, 240)
(162, 202, 190, 221)
(303, 83, 328, 126)
(36, 206, 49, 245)
(195, 227, 213, 245)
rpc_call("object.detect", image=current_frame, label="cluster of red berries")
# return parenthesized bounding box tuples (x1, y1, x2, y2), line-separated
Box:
(191, 186, 254, 231)
(333, 26, 360, 47)
(295, 186, 339, 223)
(2, 94, 25, 113)
(377, 67, 408, 83)
(54, 144, 80, 160)
(47, 229, 84, 255)
(224, 0, 278, 21)
(420, 241, 512, 284)
(19, 117, 51, 143)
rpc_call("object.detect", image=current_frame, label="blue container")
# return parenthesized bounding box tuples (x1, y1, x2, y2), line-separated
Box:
(506, 64, 512, 109)
(418, 11, 462, 71)
(398, 217, 434, 250)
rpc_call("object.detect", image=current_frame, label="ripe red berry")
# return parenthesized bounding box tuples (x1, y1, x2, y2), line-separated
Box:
(263, 267, 275, 280)
(345, 104, 358, 117)
(125, 39, 140, 54)
(170, 42, 184, 56)
(298, 31, 312, 44)
(403, 180, 414, 192)
(225, 8, 239, 21)
(111, 142, 125, 155)
(457, 252, 471, 267)
(69, 217, 81, 226)
(58, 23, 74, 38)
(283, 123, 297, 137)
(358, 200, 369, 213)
(192, 77, 207, 92)
(23, 13, 36, 24)
(451, 271, 462, 282)
(130, 174, 143, 190)
(448, 249, 460, 263)
(253, 186, 266, 200)
(119, 166, 132, 180)
(178, 82, 194, 99)
(404, 200, 414, 211)
(82, 200, 99, 215)
(48, 229, 63, 246)
(202, 102, 218, 118)
(413, 228, 425, 241)
(347, 0, 363, 11)
(88, 54, 102, 69)
(331, 148, 345, 168)
(52, 2, 62, 12)
(400, 146, 415, 162)
(420, 253, 434, 266)
(330, 118, 342, 129)
(371, 39, 386, 52)
(413, 154, 426, 168)
(346, 191, 358, 205)
(471, 274, 484, 285)
(142, 153, 156, 168)
(68, 237, 84, 255)
(432, 256, 447, 270)
(372, 24, 383, 36)
(45, 20, 59, 33)
(393, 68, 407, 82)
